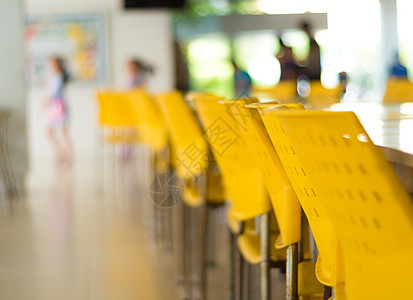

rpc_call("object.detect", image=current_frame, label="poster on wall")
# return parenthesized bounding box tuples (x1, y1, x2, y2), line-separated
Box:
(26, 13, 107, 87)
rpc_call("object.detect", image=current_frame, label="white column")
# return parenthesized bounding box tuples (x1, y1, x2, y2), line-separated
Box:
(0, 0, 28, 189)
(380, 0, 399, 90)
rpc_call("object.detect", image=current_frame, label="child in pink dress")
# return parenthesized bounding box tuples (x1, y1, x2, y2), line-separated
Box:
(46, 57, 73, 166)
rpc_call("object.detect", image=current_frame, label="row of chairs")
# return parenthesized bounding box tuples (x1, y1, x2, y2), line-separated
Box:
(96, 88, 413, 300)
(97, 89, 226, 300)
(252, 81, 342, 106)
(253, 78, 413, 104)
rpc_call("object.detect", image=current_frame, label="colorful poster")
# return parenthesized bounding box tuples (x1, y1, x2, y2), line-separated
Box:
(26, 14, 107, 86)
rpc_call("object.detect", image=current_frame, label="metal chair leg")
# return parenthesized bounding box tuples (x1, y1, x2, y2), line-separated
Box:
(0, 147, 12, 200)
(260, 213, 271, 300)
(206, 205, 217, 267)
(235, 235, 244, 300)
(199, 204, 208, 300)
(324, 285, 332, 300)
(180, 203, 191, 300)
(230, 231, 236, 300)
(286, 243, 299, 300)
(242, 258, 250, 300)
(1, 115, 17, 199)
(173, 201, 184, 284)
(207, 206, 220, 267)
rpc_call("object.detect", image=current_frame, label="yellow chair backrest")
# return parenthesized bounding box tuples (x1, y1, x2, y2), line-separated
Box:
(227, 101, 301, 248)
(155, 91, 209, 179)
(307, 81, 341, 107)
(277, 110, 413, 300)
(185, 91, 218, 101)
(96, 90, 141, 127)
(252, 81, 297, 103)
(129, 89, 167, 152)
(258, 104, 342, 288)
(383, 78, 413, 103)
(193, 96, 270, 221)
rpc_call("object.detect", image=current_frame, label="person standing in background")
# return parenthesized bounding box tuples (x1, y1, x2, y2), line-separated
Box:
(389, 52, 408, 78)
(300, 21, 321, 80)
(123, 58, 153, 160)
(232, 60, 252, 97)
(46, 56, 73, 166)
(276, 36, 297, 80)
(127, 59, 154, 89)
(174, 41, 190, 93)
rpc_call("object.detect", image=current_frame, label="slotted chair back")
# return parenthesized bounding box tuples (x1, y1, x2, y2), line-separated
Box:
(96, 90, 141, 127)
(156, 91, 209, 179)
(193, 97, 270, 221)
(155, 91, 212, 207)
(277, 110, 413, 300)
(96, 90, 141, 144)
(129, 89, 167, 152)
(227, 101, 301, 248)
(258, 105, 342, 288)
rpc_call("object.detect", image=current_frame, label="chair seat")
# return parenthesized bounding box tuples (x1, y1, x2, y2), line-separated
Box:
(183, 182, 203, 207)
(237, 231, 286, 264)
(315, 255, 332, 286)
(205, 169, 226, 205)
(105, 133, 140, 144)
(237, 232, 261, 264)
(298, 261, 324, 298)
(226, 171, 270, 221)
(227, 214, 241, 234)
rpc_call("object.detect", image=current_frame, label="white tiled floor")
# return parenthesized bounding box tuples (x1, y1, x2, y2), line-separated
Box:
(0, 150, 177, 300)
(0, 145, 289, 300)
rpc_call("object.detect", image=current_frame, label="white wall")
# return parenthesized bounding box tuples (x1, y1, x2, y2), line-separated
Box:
(380, 0, 399, 90)
(26, 0, 174, 172)
(0, 0, 28, 189)
(112, 11, 174, 91)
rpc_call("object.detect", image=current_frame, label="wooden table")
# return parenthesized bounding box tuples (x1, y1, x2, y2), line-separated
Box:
(328, 102, 413, 192)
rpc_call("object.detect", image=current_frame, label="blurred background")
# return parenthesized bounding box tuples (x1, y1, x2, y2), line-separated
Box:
(4, 0, 405, 184)
(0, 1, 411, 299)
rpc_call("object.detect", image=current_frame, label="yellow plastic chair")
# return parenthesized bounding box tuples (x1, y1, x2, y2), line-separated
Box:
(383, 78, 413, 103)
(306, 81, 341, 107)
(156, 91, 227, 300)
(95, 90, 141, 199)
(127, 89, 172, 256)
(193, 97, 270, 221)
(252, 81, 297, 103)
(194, 96, 275, 299)
(257, 104, 344, 295)
(129, 89, 168, 154)
(184, 92, 228, 206)
(230, 101, 324, 299)
(276, 110, 413, 300)
(96, 90, 141, 144)
(230, 101, 301, 248)
(155, 91, 210, 206)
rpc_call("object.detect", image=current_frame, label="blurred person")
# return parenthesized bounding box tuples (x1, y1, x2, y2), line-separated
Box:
(339, 71, 349, 97)
(232, 60, 252, 97)
(123, 58, 154, 161)
(276, 36, 297, 80)
(389, 52, 408, 78)
(127, 58, 154, 89)
(45, 56, 73, 166)
(174, 41, 190, 92)
(299, 21, 321, 80)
